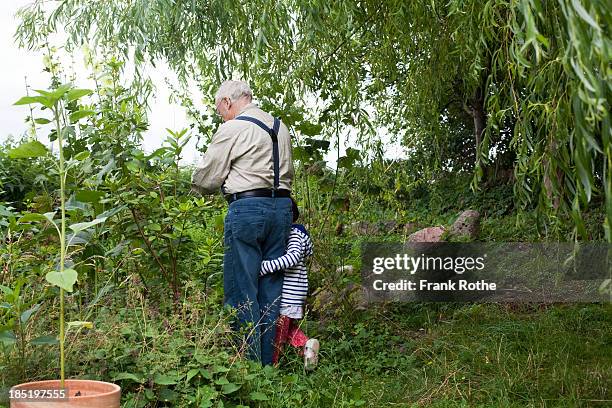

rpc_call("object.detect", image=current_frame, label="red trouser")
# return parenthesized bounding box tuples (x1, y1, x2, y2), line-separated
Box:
(272, 315, 309, 365)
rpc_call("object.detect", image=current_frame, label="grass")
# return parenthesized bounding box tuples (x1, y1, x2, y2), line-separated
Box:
(278, 302, 612, 407)
(5, 272, 610, 407)
(1, 180, 610, 407)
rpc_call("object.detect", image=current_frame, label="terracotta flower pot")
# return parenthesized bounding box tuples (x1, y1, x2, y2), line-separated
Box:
(10, 379, 120, 408)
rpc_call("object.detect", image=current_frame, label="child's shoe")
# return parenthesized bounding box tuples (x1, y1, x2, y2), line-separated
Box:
(304, 338, 319, 371)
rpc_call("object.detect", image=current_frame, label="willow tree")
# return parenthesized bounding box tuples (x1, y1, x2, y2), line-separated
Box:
(16, 0, 611, 240)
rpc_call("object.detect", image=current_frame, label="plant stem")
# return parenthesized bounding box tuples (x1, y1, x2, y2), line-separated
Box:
(55, 103, 66, 388)
(128, 206, 170, 283)
(19, 318, 25, 380)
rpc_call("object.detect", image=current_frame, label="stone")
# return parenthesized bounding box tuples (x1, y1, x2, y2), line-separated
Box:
(343, 282, 368, 311)
(349, 220, 400, 235)
(350, 287, 368, 311)
(311, 288, 334, 314)
(379, 220, 398, 234)
(407, 226, 446, 242)
(349, 221, 378, 235)
(449, 209, 480, 239)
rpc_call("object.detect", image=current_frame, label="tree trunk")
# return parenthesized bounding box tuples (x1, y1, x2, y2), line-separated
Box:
(472, 89, 486, 157)
(463, 85, 487, 173)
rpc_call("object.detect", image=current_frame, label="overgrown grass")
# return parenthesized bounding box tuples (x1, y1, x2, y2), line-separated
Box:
(6, 282, 608, 407)
(279, 303, 612, 407)
(2, 172, 610, 407)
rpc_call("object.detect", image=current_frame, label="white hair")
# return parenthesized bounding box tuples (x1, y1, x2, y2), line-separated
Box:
(214, 80, 253, 105)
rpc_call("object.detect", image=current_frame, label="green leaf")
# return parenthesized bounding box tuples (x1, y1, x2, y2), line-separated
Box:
(197, 390, 215, 407)
(0, 331, 16, 345)
(215, 377, 229, 385)
(66, 89, 93, 102)
(8, 141, 49, 159)
(153, 373, 179, 385)
(43, 212, 56, 223)
(211, 365, 230, 374)
(0, 285, 12, 296)
(146, 147, 171, 160)
(572, 0, 600, 30)
(14, 96, 41, 105)
(18, 213, 48, 223)
(112, 372, 144, 383)
(67, 321, 93, 330)
(75, 190, 105, 203)
(297, 121, 323, 136)
(69, 217, 108, 233)
(50, 83, 72, 99)
(221, 383, 241, 394)
(159, 388, 178, 402)
(126, 161, 141, 172)
(20, 304, 40, 324)
(14, 96, 53, 108)
(31, 335, 59, 345)
(34, 118, 52, 124)
(186, 368, 200, 383)
(148, 223, 161, 231)
(200, 369, 213, 380)
(249, 391, 269, 401)
(282, 374, 298, 384)
(74, 151, 90, 161)
(69, 110, 95, 122)
(45, 268, 78, 292)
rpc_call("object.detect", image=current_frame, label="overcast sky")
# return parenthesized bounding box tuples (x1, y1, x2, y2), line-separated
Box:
(0, 0, 206, 164)
(1, 1, 405, 167)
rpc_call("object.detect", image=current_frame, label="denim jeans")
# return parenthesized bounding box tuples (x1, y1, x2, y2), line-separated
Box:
(223, 196, 292, 365)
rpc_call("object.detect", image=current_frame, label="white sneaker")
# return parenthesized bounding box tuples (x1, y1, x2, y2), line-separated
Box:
(304, 338, 320, 371)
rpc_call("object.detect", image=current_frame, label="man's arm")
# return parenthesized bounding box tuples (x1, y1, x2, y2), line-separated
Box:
(260, 231, 303, 276)
(191, 124, 237, 194)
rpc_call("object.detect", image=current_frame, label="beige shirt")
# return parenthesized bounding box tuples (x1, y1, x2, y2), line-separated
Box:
(192, 103, 294, 194)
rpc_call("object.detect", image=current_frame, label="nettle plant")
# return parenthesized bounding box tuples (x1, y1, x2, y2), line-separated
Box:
(10, 84, 110, 386)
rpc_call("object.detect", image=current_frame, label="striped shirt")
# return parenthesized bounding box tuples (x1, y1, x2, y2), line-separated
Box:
(260, 224, 313, 309)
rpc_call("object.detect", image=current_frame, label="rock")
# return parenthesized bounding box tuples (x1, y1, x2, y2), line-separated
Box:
(449, 210, 480, 239)
(312, 288, 334, 313)
(349, 220, 399, 235)
(343, 282, 368, 311)
(407, 226, 446, 242)
(352, 288, 368, 311)
(379, 220, 398, 234)
(311, 280, 369, 321)
(349, 221, 378, 235)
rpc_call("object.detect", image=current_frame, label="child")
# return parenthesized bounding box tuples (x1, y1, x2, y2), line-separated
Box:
(260, 198, 319, 370)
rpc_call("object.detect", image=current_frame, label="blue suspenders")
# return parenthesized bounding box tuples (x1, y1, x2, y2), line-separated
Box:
(234, 116, 281, 190)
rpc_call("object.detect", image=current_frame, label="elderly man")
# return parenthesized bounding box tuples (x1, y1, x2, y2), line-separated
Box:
(192, 80, 294, 365)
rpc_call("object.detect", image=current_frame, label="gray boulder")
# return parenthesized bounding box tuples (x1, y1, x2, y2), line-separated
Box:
(449, 210, 480, 239)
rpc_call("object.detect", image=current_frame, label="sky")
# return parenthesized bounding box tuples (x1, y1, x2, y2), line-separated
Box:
(0, 0, 206, 165)
(1, 1, 406, 167)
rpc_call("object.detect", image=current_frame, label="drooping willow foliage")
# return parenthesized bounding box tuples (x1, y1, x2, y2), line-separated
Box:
(15, 0, 610, 241)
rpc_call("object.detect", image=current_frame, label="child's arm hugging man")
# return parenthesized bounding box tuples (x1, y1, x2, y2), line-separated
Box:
(259, 229, 312, 276)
